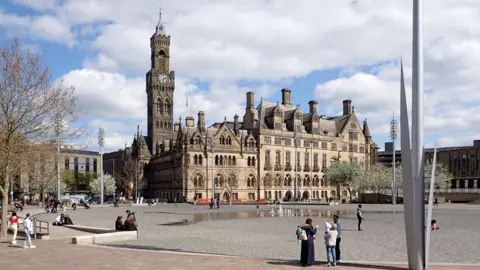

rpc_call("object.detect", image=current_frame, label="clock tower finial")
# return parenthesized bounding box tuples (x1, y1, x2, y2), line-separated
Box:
(155, 8, 166, 36)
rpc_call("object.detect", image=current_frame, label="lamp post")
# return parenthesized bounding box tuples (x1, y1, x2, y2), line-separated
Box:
(210, 135, 215, 199)
(294, 132, 300, 200)
(390, 113, 399, 205)
(98, 128, 105, 205)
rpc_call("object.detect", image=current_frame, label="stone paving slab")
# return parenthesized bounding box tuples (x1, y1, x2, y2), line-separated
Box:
(0, 239, 478, 270)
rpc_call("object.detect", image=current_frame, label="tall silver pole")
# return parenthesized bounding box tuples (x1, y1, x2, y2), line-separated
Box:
(294, 133, 298, 200)
(98, 128, 105, 205)
(57, 136, 61, 200)
(412, 0, 425, 268)
(390, 113, 398, 206)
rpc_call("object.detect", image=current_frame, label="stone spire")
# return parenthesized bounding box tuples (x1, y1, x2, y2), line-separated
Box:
(155, 9, 166, 36)
(363, 118, 371, 138)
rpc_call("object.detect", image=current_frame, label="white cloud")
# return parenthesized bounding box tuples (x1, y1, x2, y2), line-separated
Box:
(4, 0, 480, 151)
(0, 10, 74, 46)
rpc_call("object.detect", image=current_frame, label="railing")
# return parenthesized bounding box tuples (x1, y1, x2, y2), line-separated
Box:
(32, 218, 50, 240)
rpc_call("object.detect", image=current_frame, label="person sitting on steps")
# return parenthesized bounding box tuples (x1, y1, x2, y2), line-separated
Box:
(115, 216, 125, 231)
(53, 214, 65, 226)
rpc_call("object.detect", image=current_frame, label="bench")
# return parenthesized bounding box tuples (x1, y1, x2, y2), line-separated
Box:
(71, 231, 138, 245)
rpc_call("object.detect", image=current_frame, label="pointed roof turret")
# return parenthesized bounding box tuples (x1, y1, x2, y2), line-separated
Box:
(363, 118, 371, 138)
(155, 9, 166, 36)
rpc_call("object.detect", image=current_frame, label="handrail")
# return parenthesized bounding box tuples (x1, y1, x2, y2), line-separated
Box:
(32, 218, 50, 240)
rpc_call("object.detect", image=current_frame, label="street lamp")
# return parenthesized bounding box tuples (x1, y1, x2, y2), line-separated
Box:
(390, 113, 399, 205)
(294, 131, 300, 201)
(209, 134, 215, 199)
(98, 127, 105, 205)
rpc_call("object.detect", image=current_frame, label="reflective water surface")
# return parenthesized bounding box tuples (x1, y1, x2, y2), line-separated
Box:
(158, 208, 356, 226)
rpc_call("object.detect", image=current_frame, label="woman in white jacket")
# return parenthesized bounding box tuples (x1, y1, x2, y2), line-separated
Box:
(324, 224, 338, 266)
(22, 213, 36, 249)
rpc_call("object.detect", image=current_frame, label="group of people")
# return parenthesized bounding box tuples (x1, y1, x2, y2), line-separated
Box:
(298, 204, 365, 267)
(52, 214, 74, 226)
(115, 210, 138, 231)
(6, 211, 36, 249)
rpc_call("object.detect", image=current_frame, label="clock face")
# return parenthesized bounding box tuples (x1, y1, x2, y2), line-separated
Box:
(157, 74, 169, 83)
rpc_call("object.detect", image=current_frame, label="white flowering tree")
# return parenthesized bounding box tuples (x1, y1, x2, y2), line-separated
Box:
(89, 174, 116, 195)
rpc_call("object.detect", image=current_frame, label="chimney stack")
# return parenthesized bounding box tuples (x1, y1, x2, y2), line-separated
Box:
(233, 114, 239, 135)
(197, 111, 206, 132)
(342, 99, 352, 115)
(185, 116, 194, 127)
(308, 100, 318, 114)
(246, 92, 254, 108)
(281, 88, 292, 107)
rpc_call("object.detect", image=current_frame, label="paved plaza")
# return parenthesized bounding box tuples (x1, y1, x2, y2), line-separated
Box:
(2, 238, 479, 270)
(28, 203, 480, 266)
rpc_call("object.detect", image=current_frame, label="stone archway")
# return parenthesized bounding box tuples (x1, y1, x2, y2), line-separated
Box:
(222, 191, 230, 201)
(302, 191, 310, 200)
(284, 191, 293, 201)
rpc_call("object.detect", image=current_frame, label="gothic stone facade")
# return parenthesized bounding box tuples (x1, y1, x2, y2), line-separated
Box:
(110, 12, 378, 202)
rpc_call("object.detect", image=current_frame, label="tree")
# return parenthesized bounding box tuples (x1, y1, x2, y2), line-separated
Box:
(117, 155, 146, 200)
(27, 142, 58, 203)
(324, 162, 364, 201)
(362, 163, 391, 202)
(89, 174, 116, 195)
(0, 39, 84, 240)
(425, 160, 452, 191)
(224, 172, 238, 205)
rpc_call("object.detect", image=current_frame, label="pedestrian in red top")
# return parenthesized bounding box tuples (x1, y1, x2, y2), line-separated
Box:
(8, 211, 19, 244)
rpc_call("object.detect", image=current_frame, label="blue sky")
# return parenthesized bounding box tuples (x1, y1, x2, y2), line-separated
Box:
(1, 0, 479, 152)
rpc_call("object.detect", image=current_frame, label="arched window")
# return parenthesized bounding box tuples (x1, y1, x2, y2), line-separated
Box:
(232, 156, 236, 166)
(164, 99, 171, 116)
(252, 157, 256, 167)
(247, 157, 251, 166)
(193, 155, 198, 165)
(247, 174, 256, 188)
(248, 139, 254, 147)
(215, 155, 219, 165)
(220, 136, 225, 145)
(298, 176, 302, 187)
(195, 136, 200, 145)
(274, 174, 282, 187)
(156, 121, 159, 128)
(198, 155, 203, 165)
(215, 173, 225, 187)
(226, 136, 232, 145)
(263, 174, 272, 188)
(156, 98, 162, 115)
(304, 175, 311, 187)
(284, 174, 292, 186)
(313, 175, 319, 186)
(219, 156, 223, 165)
(227, 173, 238, 188)
(190, 138, 194, 145)
(228, 156, 232, 166)
(193, 173, 204, 188)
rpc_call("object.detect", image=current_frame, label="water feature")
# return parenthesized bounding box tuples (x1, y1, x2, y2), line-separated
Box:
(158, 208, 356, 226)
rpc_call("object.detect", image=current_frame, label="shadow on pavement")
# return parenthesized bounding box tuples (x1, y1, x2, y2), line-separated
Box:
(266, 260, 407, 269)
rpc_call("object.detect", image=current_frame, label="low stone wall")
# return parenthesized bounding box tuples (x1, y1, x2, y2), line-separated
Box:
(71, 231, 137, 245)
(64, 225, 115, 234)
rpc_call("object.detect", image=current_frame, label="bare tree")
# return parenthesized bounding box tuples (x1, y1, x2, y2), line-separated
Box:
(224, 172, 239, 205)
(0, 39, 85, 240)
(26, 142, 58, 203)
(117, 155, 146, 200)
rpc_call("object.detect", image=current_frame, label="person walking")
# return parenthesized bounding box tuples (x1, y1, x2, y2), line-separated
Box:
(300, 218, 318, 267)
(333, 214, 342, 263)
(324, 224, 338, 266)
(434, 197, 438, 207)
(8, 211, 19, 244)
(23, 213, 36, 249)
(357, 204, 364, 231)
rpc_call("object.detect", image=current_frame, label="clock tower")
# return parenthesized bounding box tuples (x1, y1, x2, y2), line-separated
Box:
(146, 10, 175, 155)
